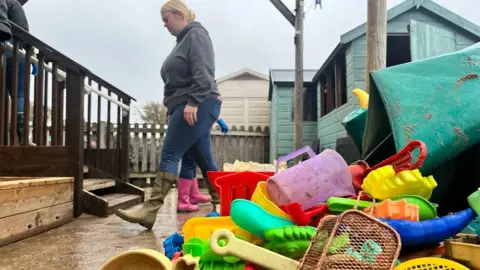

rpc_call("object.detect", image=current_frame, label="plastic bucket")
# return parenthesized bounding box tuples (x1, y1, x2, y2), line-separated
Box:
(251, 181, 292, 220)
(266, 146, 355, 210)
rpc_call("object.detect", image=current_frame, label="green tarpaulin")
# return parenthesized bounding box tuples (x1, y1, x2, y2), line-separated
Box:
(363, 42, 480, 174)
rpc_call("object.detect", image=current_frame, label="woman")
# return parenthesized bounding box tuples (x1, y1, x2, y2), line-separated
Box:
(116, 0, 221, 230)
(176, 117, 228, 213)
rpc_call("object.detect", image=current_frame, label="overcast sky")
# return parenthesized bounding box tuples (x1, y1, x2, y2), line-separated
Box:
(23, 0, 479, 121)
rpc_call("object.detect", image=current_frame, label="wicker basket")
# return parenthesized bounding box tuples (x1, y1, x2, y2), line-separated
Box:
(299, 193, 401, 270)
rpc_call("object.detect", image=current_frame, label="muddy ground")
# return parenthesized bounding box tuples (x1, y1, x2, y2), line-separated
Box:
(0, 189, 213, 270)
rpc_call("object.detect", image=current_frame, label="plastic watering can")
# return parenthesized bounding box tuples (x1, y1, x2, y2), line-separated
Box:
(266, 146, 355, 211)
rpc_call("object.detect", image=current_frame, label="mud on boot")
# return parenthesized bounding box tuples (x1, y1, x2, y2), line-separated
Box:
(115, 171, 176, 230)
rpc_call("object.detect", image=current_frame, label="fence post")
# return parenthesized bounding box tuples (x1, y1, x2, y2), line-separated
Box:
(120, 97, 131, 181)
(65, 70, 85, 218)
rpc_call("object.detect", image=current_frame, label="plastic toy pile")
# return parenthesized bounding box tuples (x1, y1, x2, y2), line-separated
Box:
(100, 143, 480, 270)
(156, 142, 480, 270)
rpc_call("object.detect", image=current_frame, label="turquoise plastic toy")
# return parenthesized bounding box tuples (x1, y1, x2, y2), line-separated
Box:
(230, 199, 294, 239)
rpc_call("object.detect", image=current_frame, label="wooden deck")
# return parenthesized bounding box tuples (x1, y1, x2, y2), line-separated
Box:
(0, 176, 74, 247)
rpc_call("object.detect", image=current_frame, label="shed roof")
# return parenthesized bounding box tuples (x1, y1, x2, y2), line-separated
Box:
(312, 0, 480, 83)
(269, 69, 317, 83)
(216, 68, 268, 84)
(268, 69, 317, 101)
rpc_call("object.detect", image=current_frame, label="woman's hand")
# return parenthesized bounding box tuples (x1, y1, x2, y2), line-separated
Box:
(184, 105, 198, 126)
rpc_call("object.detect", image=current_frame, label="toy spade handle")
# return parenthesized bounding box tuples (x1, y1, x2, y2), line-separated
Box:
(209, 229, 299, 270)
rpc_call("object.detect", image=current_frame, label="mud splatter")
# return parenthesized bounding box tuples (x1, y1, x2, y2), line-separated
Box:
(453, 127, 468, 145)
(455, 73, 479, 91)
(467, 56, 480, 66)
(391, 98, 401, 119)
(424, 113, 432, 120)
(403, 124, 419, 142)
(435, 132, 444, 147)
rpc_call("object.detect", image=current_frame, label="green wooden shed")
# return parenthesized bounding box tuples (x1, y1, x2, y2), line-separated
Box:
(268, 69, 318, 162)
(313, 0, 480, 151)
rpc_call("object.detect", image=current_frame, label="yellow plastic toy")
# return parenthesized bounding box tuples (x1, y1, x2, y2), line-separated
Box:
(394, 257, 469, 270)
(251, 181, 292, 220)
(361, 165, 438, 200)
(99, 249, 199, 270)
(352, 88, 369, 108)
(183, 216, 263, 245)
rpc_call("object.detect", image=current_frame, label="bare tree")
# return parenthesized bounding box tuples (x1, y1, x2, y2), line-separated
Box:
(136, 101, 167, 126)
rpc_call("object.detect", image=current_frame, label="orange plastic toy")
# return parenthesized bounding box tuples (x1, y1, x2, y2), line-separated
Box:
(364, 199, 420, 221)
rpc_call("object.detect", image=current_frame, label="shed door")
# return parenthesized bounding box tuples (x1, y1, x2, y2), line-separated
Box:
(409, 20, 457, 61)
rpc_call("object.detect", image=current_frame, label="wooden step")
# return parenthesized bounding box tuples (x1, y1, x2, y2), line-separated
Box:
(83, 178, 115, 191)
(82, 190, 142, 217)
(103, 193, 143, 215)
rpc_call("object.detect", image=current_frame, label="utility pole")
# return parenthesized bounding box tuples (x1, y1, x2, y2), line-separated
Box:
(365, 0, 387, 93)
(293, 0, 304, 163)
(268, 0, 304, 163)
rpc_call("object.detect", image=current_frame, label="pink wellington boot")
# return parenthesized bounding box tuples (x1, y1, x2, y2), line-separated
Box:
(189, 178, 212, 205)
(177, 178, 200, 213)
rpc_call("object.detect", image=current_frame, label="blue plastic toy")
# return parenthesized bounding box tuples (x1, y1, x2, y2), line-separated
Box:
(206, 212, 220, 217)
(381, 208, 475, 246)
(163, 232, 184, 260)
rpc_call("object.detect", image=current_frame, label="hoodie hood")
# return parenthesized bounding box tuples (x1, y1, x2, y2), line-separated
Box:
(177, 21, 208, 42)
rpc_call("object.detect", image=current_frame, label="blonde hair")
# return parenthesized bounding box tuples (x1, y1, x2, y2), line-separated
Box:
(161, 0, 196, 22)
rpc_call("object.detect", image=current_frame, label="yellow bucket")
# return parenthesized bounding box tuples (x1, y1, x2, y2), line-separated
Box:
(251, 181, 292, 220)
(394, 257, 469, 270)
(100, 249, 199, 270)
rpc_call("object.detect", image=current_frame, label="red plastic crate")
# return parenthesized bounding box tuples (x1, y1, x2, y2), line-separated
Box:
(206, 171, 274, 195)
(213, 171, 273, 216)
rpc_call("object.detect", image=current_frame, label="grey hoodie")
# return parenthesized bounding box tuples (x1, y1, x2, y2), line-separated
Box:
(0, 0, 28, 44)
(161, 21, 219, 111)
(0, 0, 11, 42)
(6, 0, 28, 46)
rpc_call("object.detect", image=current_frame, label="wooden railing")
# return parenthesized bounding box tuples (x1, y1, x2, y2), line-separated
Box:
(16, 123, 270, 179)
(0, 22, 135, 217)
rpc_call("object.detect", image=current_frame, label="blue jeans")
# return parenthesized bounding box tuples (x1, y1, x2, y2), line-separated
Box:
(159, 98, 221, 178)
(3, 53, 26, 139)
(179, 145, 202, 180)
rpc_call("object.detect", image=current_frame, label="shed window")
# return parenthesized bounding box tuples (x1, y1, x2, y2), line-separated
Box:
(319, 52, 347, 117)
(291, 85, 318, 122)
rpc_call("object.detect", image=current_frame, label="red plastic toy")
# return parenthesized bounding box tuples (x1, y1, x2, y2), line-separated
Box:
(279, 202, 329, 226)
(214, 171, 272, 216)
(244, 263, 259, 270)
(206, 171, 274, 195)
(349, 140, 427, 192)
(171, 251, 182, 261)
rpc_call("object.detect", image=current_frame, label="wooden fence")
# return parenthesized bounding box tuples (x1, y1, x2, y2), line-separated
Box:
(127, 123, 270, 176)
(24, 122, 270, 177)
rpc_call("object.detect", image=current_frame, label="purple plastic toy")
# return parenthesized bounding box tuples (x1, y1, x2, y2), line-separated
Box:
(266, 146, 355, 210)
